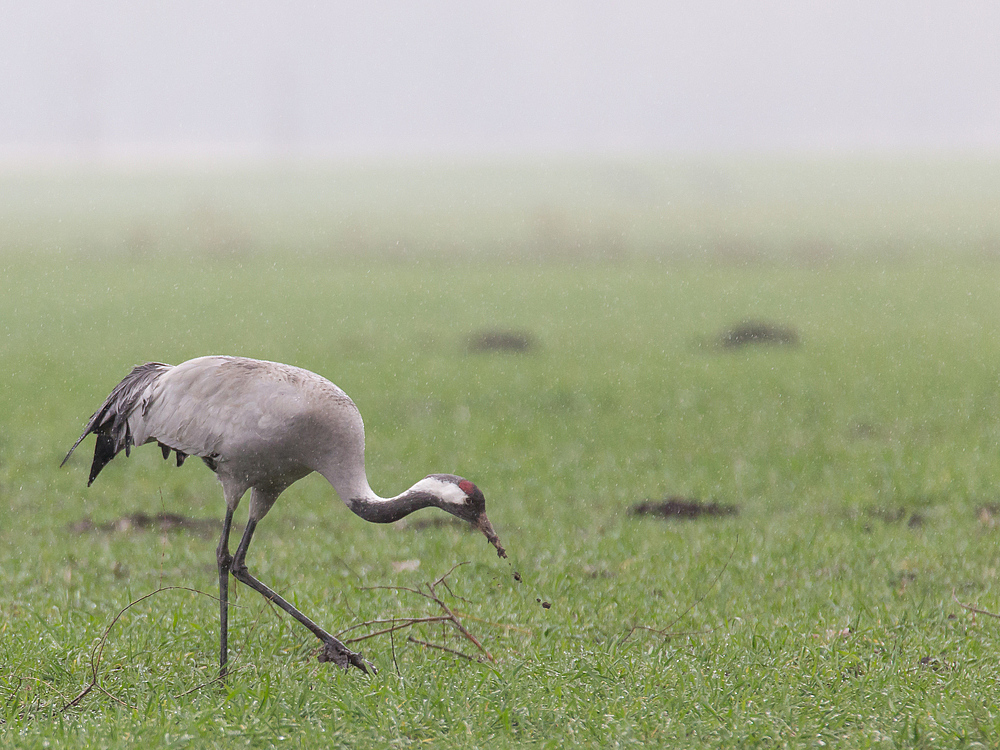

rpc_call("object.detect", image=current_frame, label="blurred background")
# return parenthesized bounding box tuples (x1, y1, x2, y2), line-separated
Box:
(3, 1, 1000, 264)
(2, 0, 999, 160)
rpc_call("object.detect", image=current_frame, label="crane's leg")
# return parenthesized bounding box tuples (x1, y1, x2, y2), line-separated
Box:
(229, 517, 373, 674)
(216, 506, 236, 679)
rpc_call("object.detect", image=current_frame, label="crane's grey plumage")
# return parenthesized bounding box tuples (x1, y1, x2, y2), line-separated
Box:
(63, 355, 505, 677)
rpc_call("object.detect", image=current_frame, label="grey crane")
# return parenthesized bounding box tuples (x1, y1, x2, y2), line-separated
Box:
(62, 355, 506, 677)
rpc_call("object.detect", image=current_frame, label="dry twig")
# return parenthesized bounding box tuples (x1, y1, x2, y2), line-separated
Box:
(621, 534, 739, 644)
(952, 590, 1000, 619)
(407, 636, 480, 662)
(341, 562, 495, 663)
(61, 586, 222, 713)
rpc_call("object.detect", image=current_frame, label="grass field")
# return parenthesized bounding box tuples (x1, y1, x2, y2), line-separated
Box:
(3, 159, 1000, 747)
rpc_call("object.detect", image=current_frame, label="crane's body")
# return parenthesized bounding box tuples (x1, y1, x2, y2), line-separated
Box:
(63, 356, 505, 676)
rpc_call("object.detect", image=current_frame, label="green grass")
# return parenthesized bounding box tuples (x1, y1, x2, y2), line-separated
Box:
(3, 161, 1000, 747)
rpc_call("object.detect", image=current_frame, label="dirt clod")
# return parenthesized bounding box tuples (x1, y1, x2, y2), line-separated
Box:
(977, 504, 1000, 527)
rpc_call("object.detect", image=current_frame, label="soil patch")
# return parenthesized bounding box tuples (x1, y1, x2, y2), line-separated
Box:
(70, 512, 222, 537)
(467, 329, 536, 353)
(717, 320, 799, 349)
(863, 506, 925, 528)
(404, 517, 472, 532)
(629, 497, 739, 519)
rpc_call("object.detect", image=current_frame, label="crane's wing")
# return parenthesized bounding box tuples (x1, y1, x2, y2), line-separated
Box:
(130, 356, 281, 463)
(63, 356, 261, 485)
(64, 356, 338, 487)
(61, 362, 172, 485)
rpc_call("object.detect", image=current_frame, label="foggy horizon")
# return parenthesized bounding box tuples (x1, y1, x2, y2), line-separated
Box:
(2, 1, 1000, 162)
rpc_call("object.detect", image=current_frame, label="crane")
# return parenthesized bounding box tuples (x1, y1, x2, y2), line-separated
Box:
(62, 355, 506, 677)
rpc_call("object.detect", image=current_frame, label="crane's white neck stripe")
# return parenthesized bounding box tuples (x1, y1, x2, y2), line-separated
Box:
(410, 476, 467, 505)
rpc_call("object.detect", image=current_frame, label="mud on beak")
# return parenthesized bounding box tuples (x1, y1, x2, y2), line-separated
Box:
(475, 513, 507, 558)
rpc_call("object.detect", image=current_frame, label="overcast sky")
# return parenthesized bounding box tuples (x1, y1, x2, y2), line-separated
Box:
(2, 1, 999, 159)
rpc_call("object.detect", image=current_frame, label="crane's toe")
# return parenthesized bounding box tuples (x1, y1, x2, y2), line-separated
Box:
(318, 638, 376, 675)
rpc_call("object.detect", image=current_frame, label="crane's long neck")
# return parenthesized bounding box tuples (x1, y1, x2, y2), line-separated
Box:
(343, 486, 438, 524)
(318, 463, 440, 524)
(320, 464, 508, 558)
(315, 443, 452, 524)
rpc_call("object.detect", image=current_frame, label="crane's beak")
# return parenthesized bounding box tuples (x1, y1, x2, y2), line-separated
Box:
(475, 512, 507, 558)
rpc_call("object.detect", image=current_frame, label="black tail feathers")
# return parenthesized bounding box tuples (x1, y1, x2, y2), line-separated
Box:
(62, 362, 171, 485)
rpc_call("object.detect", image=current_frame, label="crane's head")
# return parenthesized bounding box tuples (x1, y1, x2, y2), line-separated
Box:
(421, 474, 506, 558)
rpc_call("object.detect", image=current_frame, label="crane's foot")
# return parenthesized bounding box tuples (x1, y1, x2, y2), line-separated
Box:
(318, 638, 377, 675)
